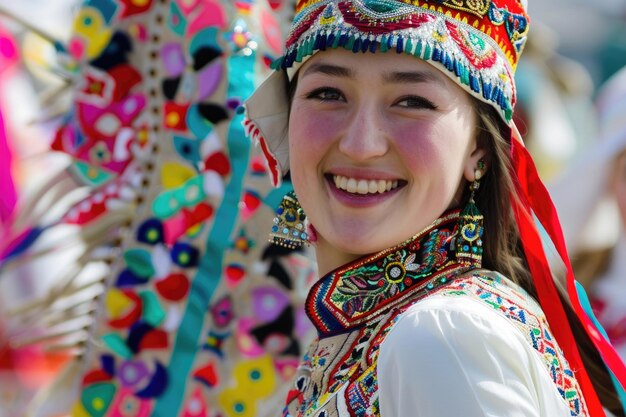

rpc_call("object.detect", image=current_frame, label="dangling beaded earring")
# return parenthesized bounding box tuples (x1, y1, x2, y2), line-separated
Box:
(269, 190, 309, 249)
(456, 161, 485, 268)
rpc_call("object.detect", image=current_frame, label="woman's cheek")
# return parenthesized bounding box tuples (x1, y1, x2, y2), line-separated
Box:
(390, 123, 441, 169)
(290, 107, 343, 151)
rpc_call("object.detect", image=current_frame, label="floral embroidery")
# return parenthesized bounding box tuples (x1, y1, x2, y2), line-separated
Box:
(346, 363, 379, 417)
(433, 0, 492, 17)
(331, 228, 452, 317)
(307, 211, 466, 334)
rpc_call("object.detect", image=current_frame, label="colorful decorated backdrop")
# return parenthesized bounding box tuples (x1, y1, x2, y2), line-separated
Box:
(0, 1, 315, 416)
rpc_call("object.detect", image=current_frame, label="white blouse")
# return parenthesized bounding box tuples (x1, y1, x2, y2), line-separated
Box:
(377, 295, 573, 417)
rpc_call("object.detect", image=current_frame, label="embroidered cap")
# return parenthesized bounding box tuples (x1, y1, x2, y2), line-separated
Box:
(283, 0, 528, 119)
(244, 0, 529, 186)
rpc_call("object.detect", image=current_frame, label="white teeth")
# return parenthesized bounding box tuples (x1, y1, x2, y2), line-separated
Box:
(377, 180, 386, 193)
(332, 175, 400, 194)
(357, 179, 369, 194)
(346, 178, 358, 193)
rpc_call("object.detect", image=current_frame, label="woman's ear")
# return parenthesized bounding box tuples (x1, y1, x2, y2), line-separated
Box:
(463, 145, 489, 182)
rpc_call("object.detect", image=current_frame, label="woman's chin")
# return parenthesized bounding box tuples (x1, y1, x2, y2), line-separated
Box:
(314, 232, 399, 269)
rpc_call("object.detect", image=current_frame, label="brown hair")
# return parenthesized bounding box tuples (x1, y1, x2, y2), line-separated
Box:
(474, 98, 625, 416)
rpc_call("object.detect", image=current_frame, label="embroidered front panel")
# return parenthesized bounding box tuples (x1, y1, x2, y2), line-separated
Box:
(283, 303, 414, 417)
(342, 305, 412, 417)
(438, 271, 590, 417)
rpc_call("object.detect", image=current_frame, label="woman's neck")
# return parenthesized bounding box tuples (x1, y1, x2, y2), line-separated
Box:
(314, 236, 362, 277)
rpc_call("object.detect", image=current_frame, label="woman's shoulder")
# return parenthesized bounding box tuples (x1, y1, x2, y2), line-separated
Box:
(405, 269, 544, 321)
(395, 269, 551, 353)
(390, 269, 542, 339)
(385, 269, 541, 352)
(378, 269, 585, 416)
(376, 271, 582, 417)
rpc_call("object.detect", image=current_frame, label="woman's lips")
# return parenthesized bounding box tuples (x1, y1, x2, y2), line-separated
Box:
(332, 175, 399, 194)
(324, 174, 405, 208)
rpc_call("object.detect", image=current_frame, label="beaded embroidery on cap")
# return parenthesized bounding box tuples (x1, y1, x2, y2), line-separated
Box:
(277, 0, 529, 123)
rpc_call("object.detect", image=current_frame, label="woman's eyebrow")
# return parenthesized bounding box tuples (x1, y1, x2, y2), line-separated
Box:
(383, 70, 444, 86)
(301, 62, 354, 78)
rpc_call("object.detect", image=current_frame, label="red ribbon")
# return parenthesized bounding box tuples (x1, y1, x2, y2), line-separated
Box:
(511, 137, 626, 416)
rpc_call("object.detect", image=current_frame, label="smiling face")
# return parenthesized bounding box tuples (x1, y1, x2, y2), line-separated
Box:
(288, 49, 486, 274)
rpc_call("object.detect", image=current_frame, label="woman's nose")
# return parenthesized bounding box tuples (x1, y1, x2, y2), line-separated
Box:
(338, 104, 389, 161)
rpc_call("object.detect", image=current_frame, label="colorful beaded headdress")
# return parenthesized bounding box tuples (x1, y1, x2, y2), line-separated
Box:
(284, 0, 527, 119)
(245, 0, 529, 185)
(244, 1, 626, 416)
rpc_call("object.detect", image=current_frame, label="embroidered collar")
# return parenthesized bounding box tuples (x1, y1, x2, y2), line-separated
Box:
(306, 210, 473, 336)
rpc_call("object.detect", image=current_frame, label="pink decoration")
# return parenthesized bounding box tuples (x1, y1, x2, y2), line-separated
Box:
(0, 25, 18, 225)
(175, 0, 201, 15)
(163, 213, 189, 245)
(182, 386, 209, 417)
(68, 38, 86, 61)
(0, 25, 18, 74)
(187, 0, 227, 35)
(261, 8, 282, 54)
(0, 110, 16, 223)
(109, 387, 153, 417)
(236, 318, 264, 358)
(273, 357, 299, 381)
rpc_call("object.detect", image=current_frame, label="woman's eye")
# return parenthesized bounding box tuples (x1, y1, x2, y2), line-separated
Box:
(306, 87, 345, 102)
(395, 96, 437, 110)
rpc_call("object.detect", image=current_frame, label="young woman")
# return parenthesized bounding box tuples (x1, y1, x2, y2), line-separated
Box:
(245, 0, 626, 416)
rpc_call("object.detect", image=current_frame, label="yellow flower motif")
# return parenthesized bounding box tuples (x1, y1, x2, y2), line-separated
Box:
(218, 388, 256, 417)
(233, 355, 277, 398)
(218, 354, 278, 417)
(72, 7, 113, 60)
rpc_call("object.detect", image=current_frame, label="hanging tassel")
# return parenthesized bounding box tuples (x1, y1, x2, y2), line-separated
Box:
(455, 175, 484, 268)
